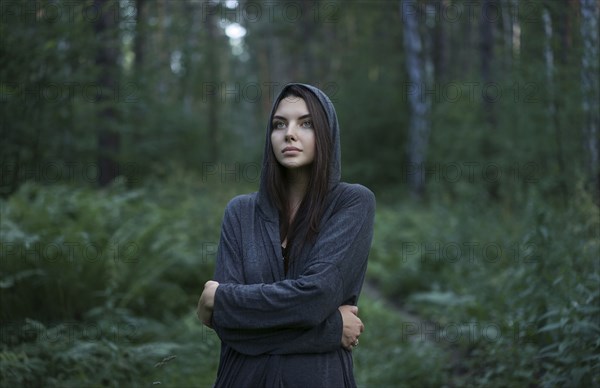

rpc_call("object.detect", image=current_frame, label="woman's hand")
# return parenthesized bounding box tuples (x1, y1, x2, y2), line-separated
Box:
(338, 305, 364, 351)
(197, 280, 220, 328)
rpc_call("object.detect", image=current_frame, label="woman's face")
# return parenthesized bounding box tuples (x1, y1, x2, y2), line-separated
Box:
(271, 96, 316, 170)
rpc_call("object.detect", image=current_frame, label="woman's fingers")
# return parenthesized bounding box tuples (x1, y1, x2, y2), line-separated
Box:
(339, 305, 364, 350)
(197, 280, 220, 327)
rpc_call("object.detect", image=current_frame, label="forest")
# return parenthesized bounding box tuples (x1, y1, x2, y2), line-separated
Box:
(1, 0, 599, 386)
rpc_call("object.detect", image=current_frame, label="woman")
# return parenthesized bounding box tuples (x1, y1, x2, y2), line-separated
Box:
(197, 83, 375, 387)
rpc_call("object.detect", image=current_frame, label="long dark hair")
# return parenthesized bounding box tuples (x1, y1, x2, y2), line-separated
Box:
(265, 85, 334, 265)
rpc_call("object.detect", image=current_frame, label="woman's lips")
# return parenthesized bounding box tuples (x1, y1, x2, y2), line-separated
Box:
(282, 147, 301, 153)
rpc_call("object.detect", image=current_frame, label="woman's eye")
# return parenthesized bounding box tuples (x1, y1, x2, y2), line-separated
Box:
(301, 121, 313, 128)
(272, 121, 286, 129)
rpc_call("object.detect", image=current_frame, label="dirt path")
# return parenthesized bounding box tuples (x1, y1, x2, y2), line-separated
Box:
(361, 280, 438, 344)
(361, 279, 467, 381)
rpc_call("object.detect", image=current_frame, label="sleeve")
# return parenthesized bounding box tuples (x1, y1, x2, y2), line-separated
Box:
(212, 186, 375, 331)
(210, 196, 344, 355)
(213, 314, 343, 356)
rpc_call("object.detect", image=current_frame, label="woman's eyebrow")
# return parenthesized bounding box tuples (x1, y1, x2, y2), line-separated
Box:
(272, 114, 311, 121)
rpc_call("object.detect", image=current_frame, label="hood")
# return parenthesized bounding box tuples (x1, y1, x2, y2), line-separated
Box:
(256, 83, 341, 221)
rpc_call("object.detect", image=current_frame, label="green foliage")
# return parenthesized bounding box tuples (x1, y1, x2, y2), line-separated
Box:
(368, 185, 600, 386)
(0, 313, 220, 387)
(0, 174, 233, 386)
(0, 172, 232, 322)
(1, 175, 598, 386)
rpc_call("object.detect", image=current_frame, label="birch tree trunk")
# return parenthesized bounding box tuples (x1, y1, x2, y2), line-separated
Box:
(401, 0, 430, 198)
(580, 0, 599, 199)
(511, 0, 520, 61)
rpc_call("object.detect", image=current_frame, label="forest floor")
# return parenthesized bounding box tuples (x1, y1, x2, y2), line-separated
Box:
(361, 279, 469, 385)
(362, 280, 436, 343)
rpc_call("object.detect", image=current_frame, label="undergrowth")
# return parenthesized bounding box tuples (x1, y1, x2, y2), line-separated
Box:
(1, 175, 598, 386)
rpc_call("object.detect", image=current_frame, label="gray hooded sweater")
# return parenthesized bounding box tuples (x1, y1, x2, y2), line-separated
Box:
(211, 83, 375, 387)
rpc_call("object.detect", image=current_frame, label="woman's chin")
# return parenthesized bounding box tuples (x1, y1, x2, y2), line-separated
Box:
(279, 160, 305, 169)
(283, 162, 312, 171)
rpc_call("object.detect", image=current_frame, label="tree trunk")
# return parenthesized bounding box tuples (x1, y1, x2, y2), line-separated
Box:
(543, 7, 568, 204)
(480, 0, 497, 128)
(424, 2, 435, 87)
(206, 2, 220, 162)
(558, 0, 574, 65)
(298, 1, 315, 80)
(155, 0, 169, 96)
(401, 0, 430, 199)
(134, 0, 146, 69)
(580, 0, 600, 200)
(433, 0, 448, 83)
(511, 0, 521, 62)
(500, 0, 513, 70)
(182, 0, 200, 115)
(94, 0, 120, 187)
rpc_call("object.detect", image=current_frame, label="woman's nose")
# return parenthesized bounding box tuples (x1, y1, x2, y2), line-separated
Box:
(284, 123, 297, 140)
